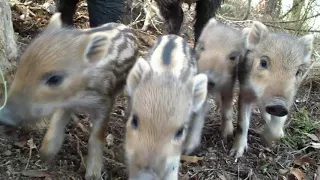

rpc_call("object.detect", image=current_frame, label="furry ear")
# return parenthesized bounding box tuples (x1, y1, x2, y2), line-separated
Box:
(191, 74, 208, 112)
(126, 57, 151, 96)
(245, 21, 269, 49)
(82, 32, 109, 65)
(207, 17, 219, 26)
(45, 13, 63, 32)
(298, 34, 314, 64)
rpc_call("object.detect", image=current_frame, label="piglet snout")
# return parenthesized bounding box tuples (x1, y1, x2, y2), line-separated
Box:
(265, 97, 288, 117)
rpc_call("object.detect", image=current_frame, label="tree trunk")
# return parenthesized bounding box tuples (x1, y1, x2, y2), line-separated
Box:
(0, 0, 17, 74)
(265, 0, 281, 18)
(290, 0, 305, 20)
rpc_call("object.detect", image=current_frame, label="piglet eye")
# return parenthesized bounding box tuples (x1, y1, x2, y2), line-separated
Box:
(296, 69, 302, 77)
(229, 56, 237, 61)
(174, 127, 185, 140)
(42, 72, 66, 86)
(260, 56, 269, 69)
(131, 114, 139, 129)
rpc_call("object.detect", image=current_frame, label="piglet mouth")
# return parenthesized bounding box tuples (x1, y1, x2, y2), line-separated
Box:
(265, 97, 289, 117)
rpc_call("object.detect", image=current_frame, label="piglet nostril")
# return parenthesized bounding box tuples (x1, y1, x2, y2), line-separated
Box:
(265, 105, 288, 117)
(208, 82, 215, 88)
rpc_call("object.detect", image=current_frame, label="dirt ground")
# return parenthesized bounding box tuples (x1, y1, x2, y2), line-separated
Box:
(0, 0, 319, 180)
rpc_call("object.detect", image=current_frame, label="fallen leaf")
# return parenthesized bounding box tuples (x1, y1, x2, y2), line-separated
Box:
(217, 173, 227, 180)
(311, 142, 320, 149)
(304, 133, 319, 142)
(180, 155, 203, 163)
(279, 169, 289, 175)
(27, 139, 37, 150)
(288, 168, 305, 180)
(106, 134, 114, 146)
(21, 170, 53, 178)
(14, 140, 27, 148)
(294, 156, 316, 167)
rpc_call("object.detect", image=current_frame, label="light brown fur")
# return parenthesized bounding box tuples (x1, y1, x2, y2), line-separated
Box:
(0, 13, 139, 180)
(195, 18, 249, 139)
(125, 35, 208, 179)
(230, 21, 314, 158)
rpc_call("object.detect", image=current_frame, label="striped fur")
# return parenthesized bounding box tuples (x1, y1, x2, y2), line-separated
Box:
(125, 34, 208, 180)
(230, 21, 314, 158)
(0, 13, 139, 180)
(195, 18, 248, 139)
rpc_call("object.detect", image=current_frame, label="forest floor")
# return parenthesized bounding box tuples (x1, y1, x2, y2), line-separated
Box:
(0, 0, 319, 179)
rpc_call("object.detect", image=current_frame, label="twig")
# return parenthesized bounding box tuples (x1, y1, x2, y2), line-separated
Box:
(74, 135, 86, 169)
(102, 156, 125, 168)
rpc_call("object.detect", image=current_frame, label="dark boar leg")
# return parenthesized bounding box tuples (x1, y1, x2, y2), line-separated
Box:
(155, 0, 183, 35)
(87, 0, 126, 27)
(194, 0, 223, 44)
(54, 0, 79, 26)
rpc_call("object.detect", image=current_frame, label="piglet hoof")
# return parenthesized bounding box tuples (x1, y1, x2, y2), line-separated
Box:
(263, 126, 284, 144)
(85, 157, 103, 180)
(220, 121, 234, 140)
(39, 142, 60, 163)
(229, 138, 248, 158)
(85, 168, 102, 180)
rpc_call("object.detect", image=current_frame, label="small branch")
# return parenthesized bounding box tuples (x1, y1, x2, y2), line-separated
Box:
(242, 0, 252, 20)
(264, 23, 320, 33)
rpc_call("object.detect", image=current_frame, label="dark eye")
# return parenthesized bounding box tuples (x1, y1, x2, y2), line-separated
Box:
(229, 52, 238, 61)
(229, 56, 237, 61)
(46, 75, 64, 86)
(42, 72, 66, 86)
(131, 114, 139, 129)
(174, 127, 185, 140)
(208, 81, 215, 88)
(260, 56, 269, 69)
(296, 69, 302, 77)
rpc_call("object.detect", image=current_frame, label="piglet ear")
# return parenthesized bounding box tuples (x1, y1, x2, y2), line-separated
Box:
(82, 32, 109, 65)
(245, 21, 269, 50)
(191, 73, 208, 112)
(207, 17, 219, 26)
(298, 34, 314, 64)
(45, 13, 63, 32)
(126, 57, 152, 96)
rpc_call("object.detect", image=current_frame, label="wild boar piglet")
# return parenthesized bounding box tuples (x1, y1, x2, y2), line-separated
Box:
(125, 34, 208, 180)
(230, 21, 314, 158)
(195, 17, 249, 139)
(0, 13, 139, 180)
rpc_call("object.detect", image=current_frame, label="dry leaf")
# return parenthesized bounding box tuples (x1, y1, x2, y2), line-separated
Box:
(279, 169, 289, 175)
(294, 156, 316, 167)
(14, 140, 27, 148)
(27, 138, 36, 150)
(106, 134, 114, 146)
(311, 142, 320, 149)
(288, 168, 305, 180)
(180, 155, 203, 163)
(304, 133, 319, 142)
